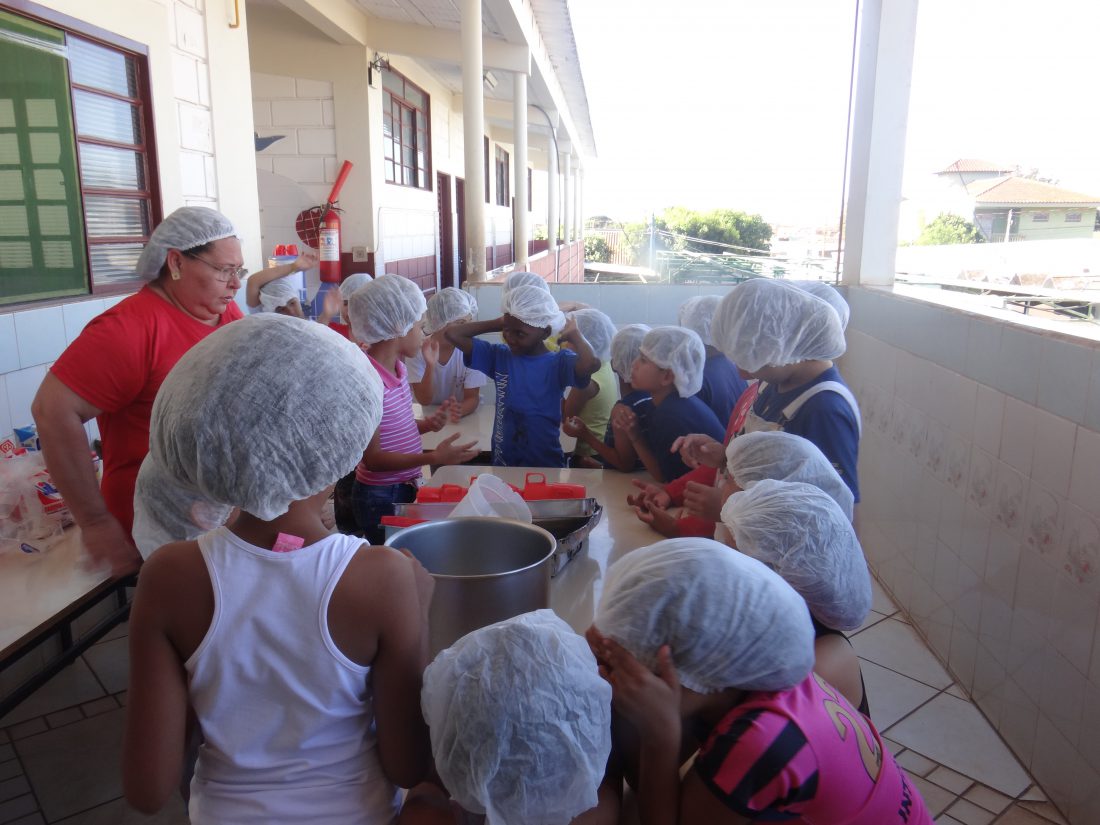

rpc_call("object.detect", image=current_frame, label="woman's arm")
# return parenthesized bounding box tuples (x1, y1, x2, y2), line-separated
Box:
(32, 373, 139, 576)
(123, 549, 192, 813)
(444, 318, 503, 355)
(244, 251, 317, 308)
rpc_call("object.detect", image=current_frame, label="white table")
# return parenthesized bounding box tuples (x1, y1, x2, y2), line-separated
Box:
(415, 401, 577, 454)
(427, 465, 658, 635)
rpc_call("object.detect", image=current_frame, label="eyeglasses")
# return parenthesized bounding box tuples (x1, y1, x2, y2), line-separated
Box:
(182, 251, 248, 284)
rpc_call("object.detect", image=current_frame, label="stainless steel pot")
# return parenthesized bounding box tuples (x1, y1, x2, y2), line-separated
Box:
(386, 517, 557, 655)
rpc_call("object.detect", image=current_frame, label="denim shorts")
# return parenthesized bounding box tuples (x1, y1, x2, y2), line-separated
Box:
(351, 480, 418, 544)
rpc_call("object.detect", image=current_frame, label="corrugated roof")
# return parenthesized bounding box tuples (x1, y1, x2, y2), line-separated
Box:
(936, 158, 1014, 174)
(969, 176, 1100, 206)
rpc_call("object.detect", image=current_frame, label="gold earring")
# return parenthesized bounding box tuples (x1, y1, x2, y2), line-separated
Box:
(171, 269, 181, 280)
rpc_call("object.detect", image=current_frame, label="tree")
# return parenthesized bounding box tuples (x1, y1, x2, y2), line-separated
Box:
(620, 207, 774, 265)
(584, 234, 612, 263)
(917, 213, 984, 245)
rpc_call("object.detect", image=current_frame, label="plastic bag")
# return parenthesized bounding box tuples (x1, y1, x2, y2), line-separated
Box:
(0, 452, 65, 554)
(448, 474, 532, 522)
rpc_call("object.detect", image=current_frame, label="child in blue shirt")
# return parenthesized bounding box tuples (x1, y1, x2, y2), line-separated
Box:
(610, 326, 725, 483)
(678, 295, 748, 423)
(445, 284, 600, 467)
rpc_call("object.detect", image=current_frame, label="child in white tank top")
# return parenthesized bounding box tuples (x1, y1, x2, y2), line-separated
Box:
(123, 315, 435, 824)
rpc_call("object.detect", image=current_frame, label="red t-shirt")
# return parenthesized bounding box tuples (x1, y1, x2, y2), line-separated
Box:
(50, 287, 243, 534)
(328, 321, 352, 339)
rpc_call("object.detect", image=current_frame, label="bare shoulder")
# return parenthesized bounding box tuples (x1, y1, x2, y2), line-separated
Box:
(138, 541, 206, 590)
(340, 544, 417, 603)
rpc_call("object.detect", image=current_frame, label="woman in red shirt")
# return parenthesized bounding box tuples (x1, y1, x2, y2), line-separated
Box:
(32, 207, 246, 576)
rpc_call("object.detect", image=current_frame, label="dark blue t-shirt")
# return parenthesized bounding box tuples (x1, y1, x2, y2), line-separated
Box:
(646, 392, 726, 481)
(696, 353, 749, 425)
(602, 389, 654, 470)
(753, 366, 861, 501)
(467, 338, 590, 467)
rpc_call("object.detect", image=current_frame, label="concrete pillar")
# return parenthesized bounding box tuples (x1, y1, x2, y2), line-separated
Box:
(513, 72, 529, 268)
(841, 0, 919, 287)
(562, 152, 573, 244)
(461, 0, 487, 281)
(575, 165, 583, 241)
(547, 144, 559, 252)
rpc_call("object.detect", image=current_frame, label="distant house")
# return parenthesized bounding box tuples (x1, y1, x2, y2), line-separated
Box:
(933, 159, 1100, 242)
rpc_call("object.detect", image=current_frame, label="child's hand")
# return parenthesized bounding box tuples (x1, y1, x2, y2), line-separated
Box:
(562, 415, 590, 439)
(430, 433, 480, 465)
(627, 479, 671, 510)
(294, 250, 319, 271)
(611, 406, 640, 441)
(442, 397, 462, 423)
(421, 335, 440, 367)
(633, 502, 679, 538)
(556, 315, 579, 347)
(595, 635, 682, 747)
(320, 286, 341, 322)
(423, 404, 450, 432)
(683, 481, 723, 522)
(671, 433, 725, 469)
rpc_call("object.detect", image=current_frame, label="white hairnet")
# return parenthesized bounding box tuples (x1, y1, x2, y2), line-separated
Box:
(424, 287, 474, 335)
(640, 326, 706, 398)
(132, 456, 233, 559)
(720, 479, 871, 631)
(147, 314, 384, 521)
(338, 271, 374, 300)
(503, 271, 549, 295)
(789, 280, 850, 330)
(570, 308, 616, 361)
(610, 324, 650, 381)
(677, 295, 721, 347)
(135, 206, 238, 280)
(258, 279, 298, 312)
(711, 279, 846, 373)
(349, 274, 427, 345)
(502, 284, 566, 335)
(726, 431, 854, 521)
(596, 538, 814, 693)
(462, 289, 479, 318)
(423, 610, 611, 825)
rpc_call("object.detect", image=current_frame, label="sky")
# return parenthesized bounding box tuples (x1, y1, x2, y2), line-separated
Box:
(569, 0, 1100, 229)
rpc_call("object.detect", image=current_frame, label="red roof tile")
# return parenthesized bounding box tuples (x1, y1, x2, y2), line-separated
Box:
(969, 176, 1100, 206)
(936, 158, 1014, 174)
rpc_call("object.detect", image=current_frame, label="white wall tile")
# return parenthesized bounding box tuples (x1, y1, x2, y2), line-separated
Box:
(4, 364, 46, 429)
(1068, 426, 1100, 520)
(272, 156, 326, 184)
(0, 376, 10, 439)
(60, 299, 105, 345)
(973, 384, 1004, 454)
(1045, 573, 1097, 676)
(0, 313, 19, 374)
(251, 71, 296, 99)
(1086, 347, 1100, 434)
(297, 128, 336, 155)
(1022, 483, 1066, 567)
(177, 102, 213, 153)
(271, 99, 324, 127)
(1030, 409, 1077, 498)
(294, 78, 333, 97)
(102, 293, 134, 310)
(598, 284, 648, 326)
(994, 325, 1041, 405)
(1036, 336, 1093, 425)
(171, 50, 200, 104)
(965, 318, 1002, 388)
(179, 151, 207, 198)
(195, 59, 210, 107)
(252, 100, 272, 127)
(999, 396, 1036, 475)
(322, 99, 335, 126)
(174, 3, 207, 58)
(13, 306, 65, 368)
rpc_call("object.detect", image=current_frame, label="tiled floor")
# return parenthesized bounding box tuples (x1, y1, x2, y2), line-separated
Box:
(0, 579, 1071, 824)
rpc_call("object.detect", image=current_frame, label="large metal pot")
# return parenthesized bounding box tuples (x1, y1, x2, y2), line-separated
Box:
(386, 517, 557, 655)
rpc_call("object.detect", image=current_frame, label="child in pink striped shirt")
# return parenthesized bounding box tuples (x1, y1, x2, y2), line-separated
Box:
(348, 275, 478, 542)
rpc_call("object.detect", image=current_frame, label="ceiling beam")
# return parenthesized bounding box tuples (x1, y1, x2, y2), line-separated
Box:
(372, 19, 530, 74)
(276, 0, 369, 45)
(454, 96, 558, 128)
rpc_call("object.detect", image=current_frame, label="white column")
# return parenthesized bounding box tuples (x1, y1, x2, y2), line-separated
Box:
(461, 0, 487, 282)
(562, 152, 573, 244)
(547, 144, 559, 252)
(513, 72, 529, 268)
(841, 0, 920, 286)
(575, 165, 583, 240)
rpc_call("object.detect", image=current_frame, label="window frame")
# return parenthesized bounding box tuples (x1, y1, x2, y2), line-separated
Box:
(494, 145, 509, 207)
(1065, 211, 1082, 223)
(1, 0, 162, 305)
(381, 66, 432, 192)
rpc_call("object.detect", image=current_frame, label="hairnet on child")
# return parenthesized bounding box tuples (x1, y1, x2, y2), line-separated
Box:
(135, 206, 238, 279)
(569, 308, 616, 361)
(422, 610, 611, 825)
(639, 326, 707, 398)
(258, 279, 298, 312)
(726, 431, 854, 521)
(338, 271, 373, 300)
(677, 295, 722, 347)
(595, 538, 815, 693)
(711, 279, 846, 373)
(610, 324, 650, 381)
(720, 479, 871, 631)
(503, 271, 549, 295)
(132, 456, 233, 559)
(348, 273, 427, 345)
(501, 284, 566, 335)
(147, 314, 384, 521)
(789, 280, 850, 330)
(424, 287, 474, 335)
(462, 289, 479, 318)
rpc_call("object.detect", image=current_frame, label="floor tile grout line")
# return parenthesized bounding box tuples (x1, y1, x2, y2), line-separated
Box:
(50, 792, 128, 823)
(855, 654, 953, 693)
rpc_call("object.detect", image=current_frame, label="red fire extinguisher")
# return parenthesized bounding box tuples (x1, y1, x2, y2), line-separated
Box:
(295, 160, 353, 283)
